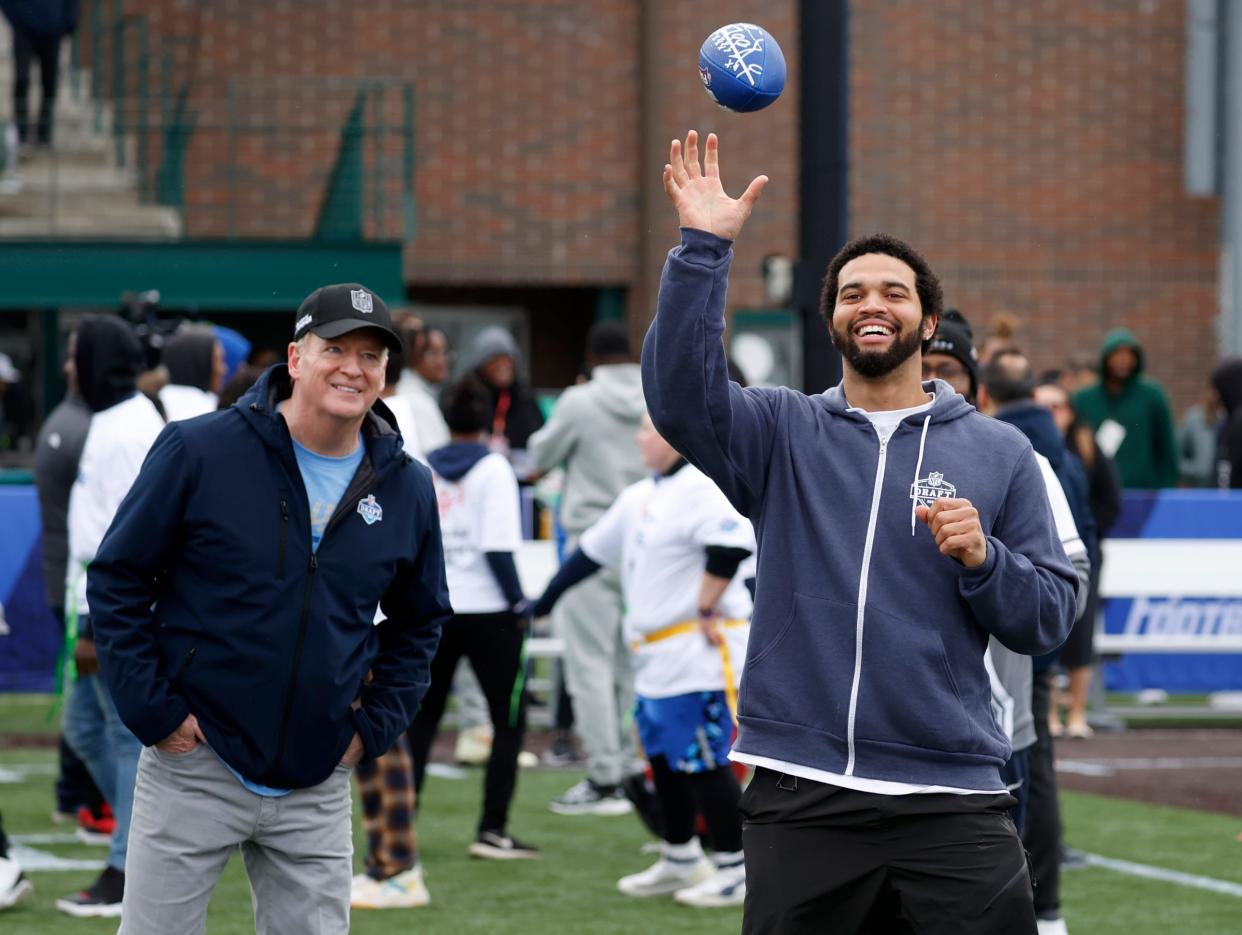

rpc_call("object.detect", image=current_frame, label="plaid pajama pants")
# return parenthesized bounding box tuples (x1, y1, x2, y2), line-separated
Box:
(353, 733, 418, 880)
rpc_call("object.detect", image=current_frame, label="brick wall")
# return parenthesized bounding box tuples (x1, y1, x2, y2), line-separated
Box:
(77, 1, 1215, 409)
(849, 0, 1219, 412)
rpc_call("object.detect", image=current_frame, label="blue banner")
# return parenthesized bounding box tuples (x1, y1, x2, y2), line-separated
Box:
(1102, 490, 1242, 693)
(0, 486, 61, 692)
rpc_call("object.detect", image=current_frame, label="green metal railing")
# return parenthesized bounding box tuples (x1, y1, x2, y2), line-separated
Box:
(57, 1, 416, 242)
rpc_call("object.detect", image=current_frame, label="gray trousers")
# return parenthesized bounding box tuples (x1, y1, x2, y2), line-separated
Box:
(119, 744, 353, 935)
(553, 554, 636, 786)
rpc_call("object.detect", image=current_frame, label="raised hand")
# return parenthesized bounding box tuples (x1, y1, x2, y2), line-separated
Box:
(915, 498, 989, 569)
(663, 130, 768, 241)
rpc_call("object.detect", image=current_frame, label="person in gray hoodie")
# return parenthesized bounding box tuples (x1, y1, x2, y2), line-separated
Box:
(529, 320, 648, 814)
(644, 131, 1076, 934)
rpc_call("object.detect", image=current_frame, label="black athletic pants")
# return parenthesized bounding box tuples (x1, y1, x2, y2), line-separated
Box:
(1023, 670, 1062, 918)
(11, 25, 61, 145)
(408, 611, 526, 834)
(740, 767, 1037, 934)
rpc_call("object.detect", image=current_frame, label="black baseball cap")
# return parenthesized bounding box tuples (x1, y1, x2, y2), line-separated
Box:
(292, 283, 402, 355)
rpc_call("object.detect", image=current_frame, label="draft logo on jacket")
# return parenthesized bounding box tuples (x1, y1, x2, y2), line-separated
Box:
(356, 493, 383, 525)
(909, 471, 957, 509)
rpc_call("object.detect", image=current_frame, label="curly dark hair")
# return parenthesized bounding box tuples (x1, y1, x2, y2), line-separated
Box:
(819, 233, 944, 328)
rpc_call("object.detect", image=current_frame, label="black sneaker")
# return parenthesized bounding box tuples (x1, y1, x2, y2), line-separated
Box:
(548, 778, 634, 816)
(467, 830, 541, 861)
(56, 866, 124, 917)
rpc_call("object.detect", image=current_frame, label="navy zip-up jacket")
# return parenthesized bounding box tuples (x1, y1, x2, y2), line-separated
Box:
(642, 229, 1076, 791)
(89, 365, 451, 789)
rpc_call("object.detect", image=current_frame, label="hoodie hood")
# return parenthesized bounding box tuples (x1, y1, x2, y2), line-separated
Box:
(1212, 358, 1242, 417)
(426, 442, 490, 480)
(470, 326, 521, 369)
(75, 316, 144, 413)
(163, 327, 218, 392)
(826, 378, 975, 425)
(589, 363, 646, 420)
(994, 400, 1066, 470)
(1098, 327, 1145, 380)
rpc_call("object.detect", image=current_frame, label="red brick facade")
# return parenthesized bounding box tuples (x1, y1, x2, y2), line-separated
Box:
(80, 1, 1215, 408)
(849, 0, 1219, 411)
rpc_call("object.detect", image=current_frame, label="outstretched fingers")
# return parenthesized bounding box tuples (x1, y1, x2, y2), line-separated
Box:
(669, 138, 689, 187)
(739, 174, 769, 215)
(685, 130, 702, 179)
(704, 133, 720, 178)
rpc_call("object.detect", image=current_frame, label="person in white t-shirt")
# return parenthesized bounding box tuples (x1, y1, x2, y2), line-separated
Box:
(533, 414, 755, 908)
(408, 374, 539, 860)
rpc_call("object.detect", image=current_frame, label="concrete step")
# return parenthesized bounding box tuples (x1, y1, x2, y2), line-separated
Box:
(0, 199, 182, 238)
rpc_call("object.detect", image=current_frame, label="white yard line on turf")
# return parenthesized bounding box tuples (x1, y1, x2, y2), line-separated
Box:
(1085, 853, 1242, 899)
(1058, 756, 1242, 777)
(0, 762, 58, 782)
(9, 844, 105, 873)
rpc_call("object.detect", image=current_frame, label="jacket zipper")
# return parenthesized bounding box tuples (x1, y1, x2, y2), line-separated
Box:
(267, 451, 386, 781)
(173, 647, 197, 684)
(845, 435, 890, 776)
(270, 552, 317, 781)
(277, 500, 289, 579)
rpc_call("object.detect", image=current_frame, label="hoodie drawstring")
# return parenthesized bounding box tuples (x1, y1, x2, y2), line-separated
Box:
(910, 415, 931, 536)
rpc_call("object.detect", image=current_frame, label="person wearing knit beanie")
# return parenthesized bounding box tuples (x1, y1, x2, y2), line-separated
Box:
(922, 308, 980, 402)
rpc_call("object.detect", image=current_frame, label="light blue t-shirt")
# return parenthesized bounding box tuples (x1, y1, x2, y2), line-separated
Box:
(220, 428, 364, 797)
(291, 433, 366, 552)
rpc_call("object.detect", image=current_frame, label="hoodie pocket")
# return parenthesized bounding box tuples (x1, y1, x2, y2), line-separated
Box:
(740, 592, 857, 736)
(855, 605, 974, 753)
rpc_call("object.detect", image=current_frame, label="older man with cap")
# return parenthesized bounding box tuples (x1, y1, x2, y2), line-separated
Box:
(89, 283, 452, 934)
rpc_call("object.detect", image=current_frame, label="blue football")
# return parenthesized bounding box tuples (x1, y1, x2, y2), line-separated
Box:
(699, 23, 786, 114)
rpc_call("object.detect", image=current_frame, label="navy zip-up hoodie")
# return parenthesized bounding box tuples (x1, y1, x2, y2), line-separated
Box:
(642, 230, 1077, 790)
(89, 365, 451, 789)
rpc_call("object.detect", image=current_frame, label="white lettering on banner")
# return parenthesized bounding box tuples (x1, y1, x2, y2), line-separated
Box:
(1121, 597, 1242, 639)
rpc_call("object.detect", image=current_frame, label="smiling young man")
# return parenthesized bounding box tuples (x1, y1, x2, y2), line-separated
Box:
(642, 131, 1077, 934)
(89, 283, 451, 934)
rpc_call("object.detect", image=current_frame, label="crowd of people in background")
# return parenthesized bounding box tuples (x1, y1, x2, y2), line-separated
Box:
(2, 285, 1242, 927)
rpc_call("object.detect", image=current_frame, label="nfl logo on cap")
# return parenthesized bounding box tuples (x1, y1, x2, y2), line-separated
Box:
(351, 289, 373, 314)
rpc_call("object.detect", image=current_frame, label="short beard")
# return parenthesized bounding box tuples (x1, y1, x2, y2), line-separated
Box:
(832, 321, 925, 379)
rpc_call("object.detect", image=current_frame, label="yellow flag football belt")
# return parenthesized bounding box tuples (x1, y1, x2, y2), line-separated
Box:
(631, 618, 748, 721)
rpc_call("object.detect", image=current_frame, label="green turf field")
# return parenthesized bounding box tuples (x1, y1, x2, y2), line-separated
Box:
(3, 697, 1241, 933)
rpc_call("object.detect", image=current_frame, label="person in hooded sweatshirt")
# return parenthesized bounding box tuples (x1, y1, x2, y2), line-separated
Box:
(34, 328, 110, 830)
(528, 320, 648, 816)
(1073, 327, 1178, 489)
(158, 325, 227, 422)
(86, 284, 450, 933)
(1211, 358, 1242, 488)
(58, 315, 166, 918)
(409, 373, 539, 860)
(644, 131, 1076, 934)
(470, 326, 545, 473)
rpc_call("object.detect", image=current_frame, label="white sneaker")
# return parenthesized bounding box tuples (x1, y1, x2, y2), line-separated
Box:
(0, 857, 34, 910)
(351, 866, 430, 909)
(454, 725, 493, 765)
(674, 864, 746, 908)
(617, 855, 714, 898)
(1037, 918, 1070, 935)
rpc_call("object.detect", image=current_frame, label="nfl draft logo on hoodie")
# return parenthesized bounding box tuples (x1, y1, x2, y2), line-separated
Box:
(910, 471, 957, 509)
(357, 494, 383, 525)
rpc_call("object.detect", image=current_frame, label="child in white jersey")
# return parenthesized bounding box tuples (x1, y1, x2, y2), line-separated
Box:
(409, 375, 539, 861)
(533, 414, 755, 907)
